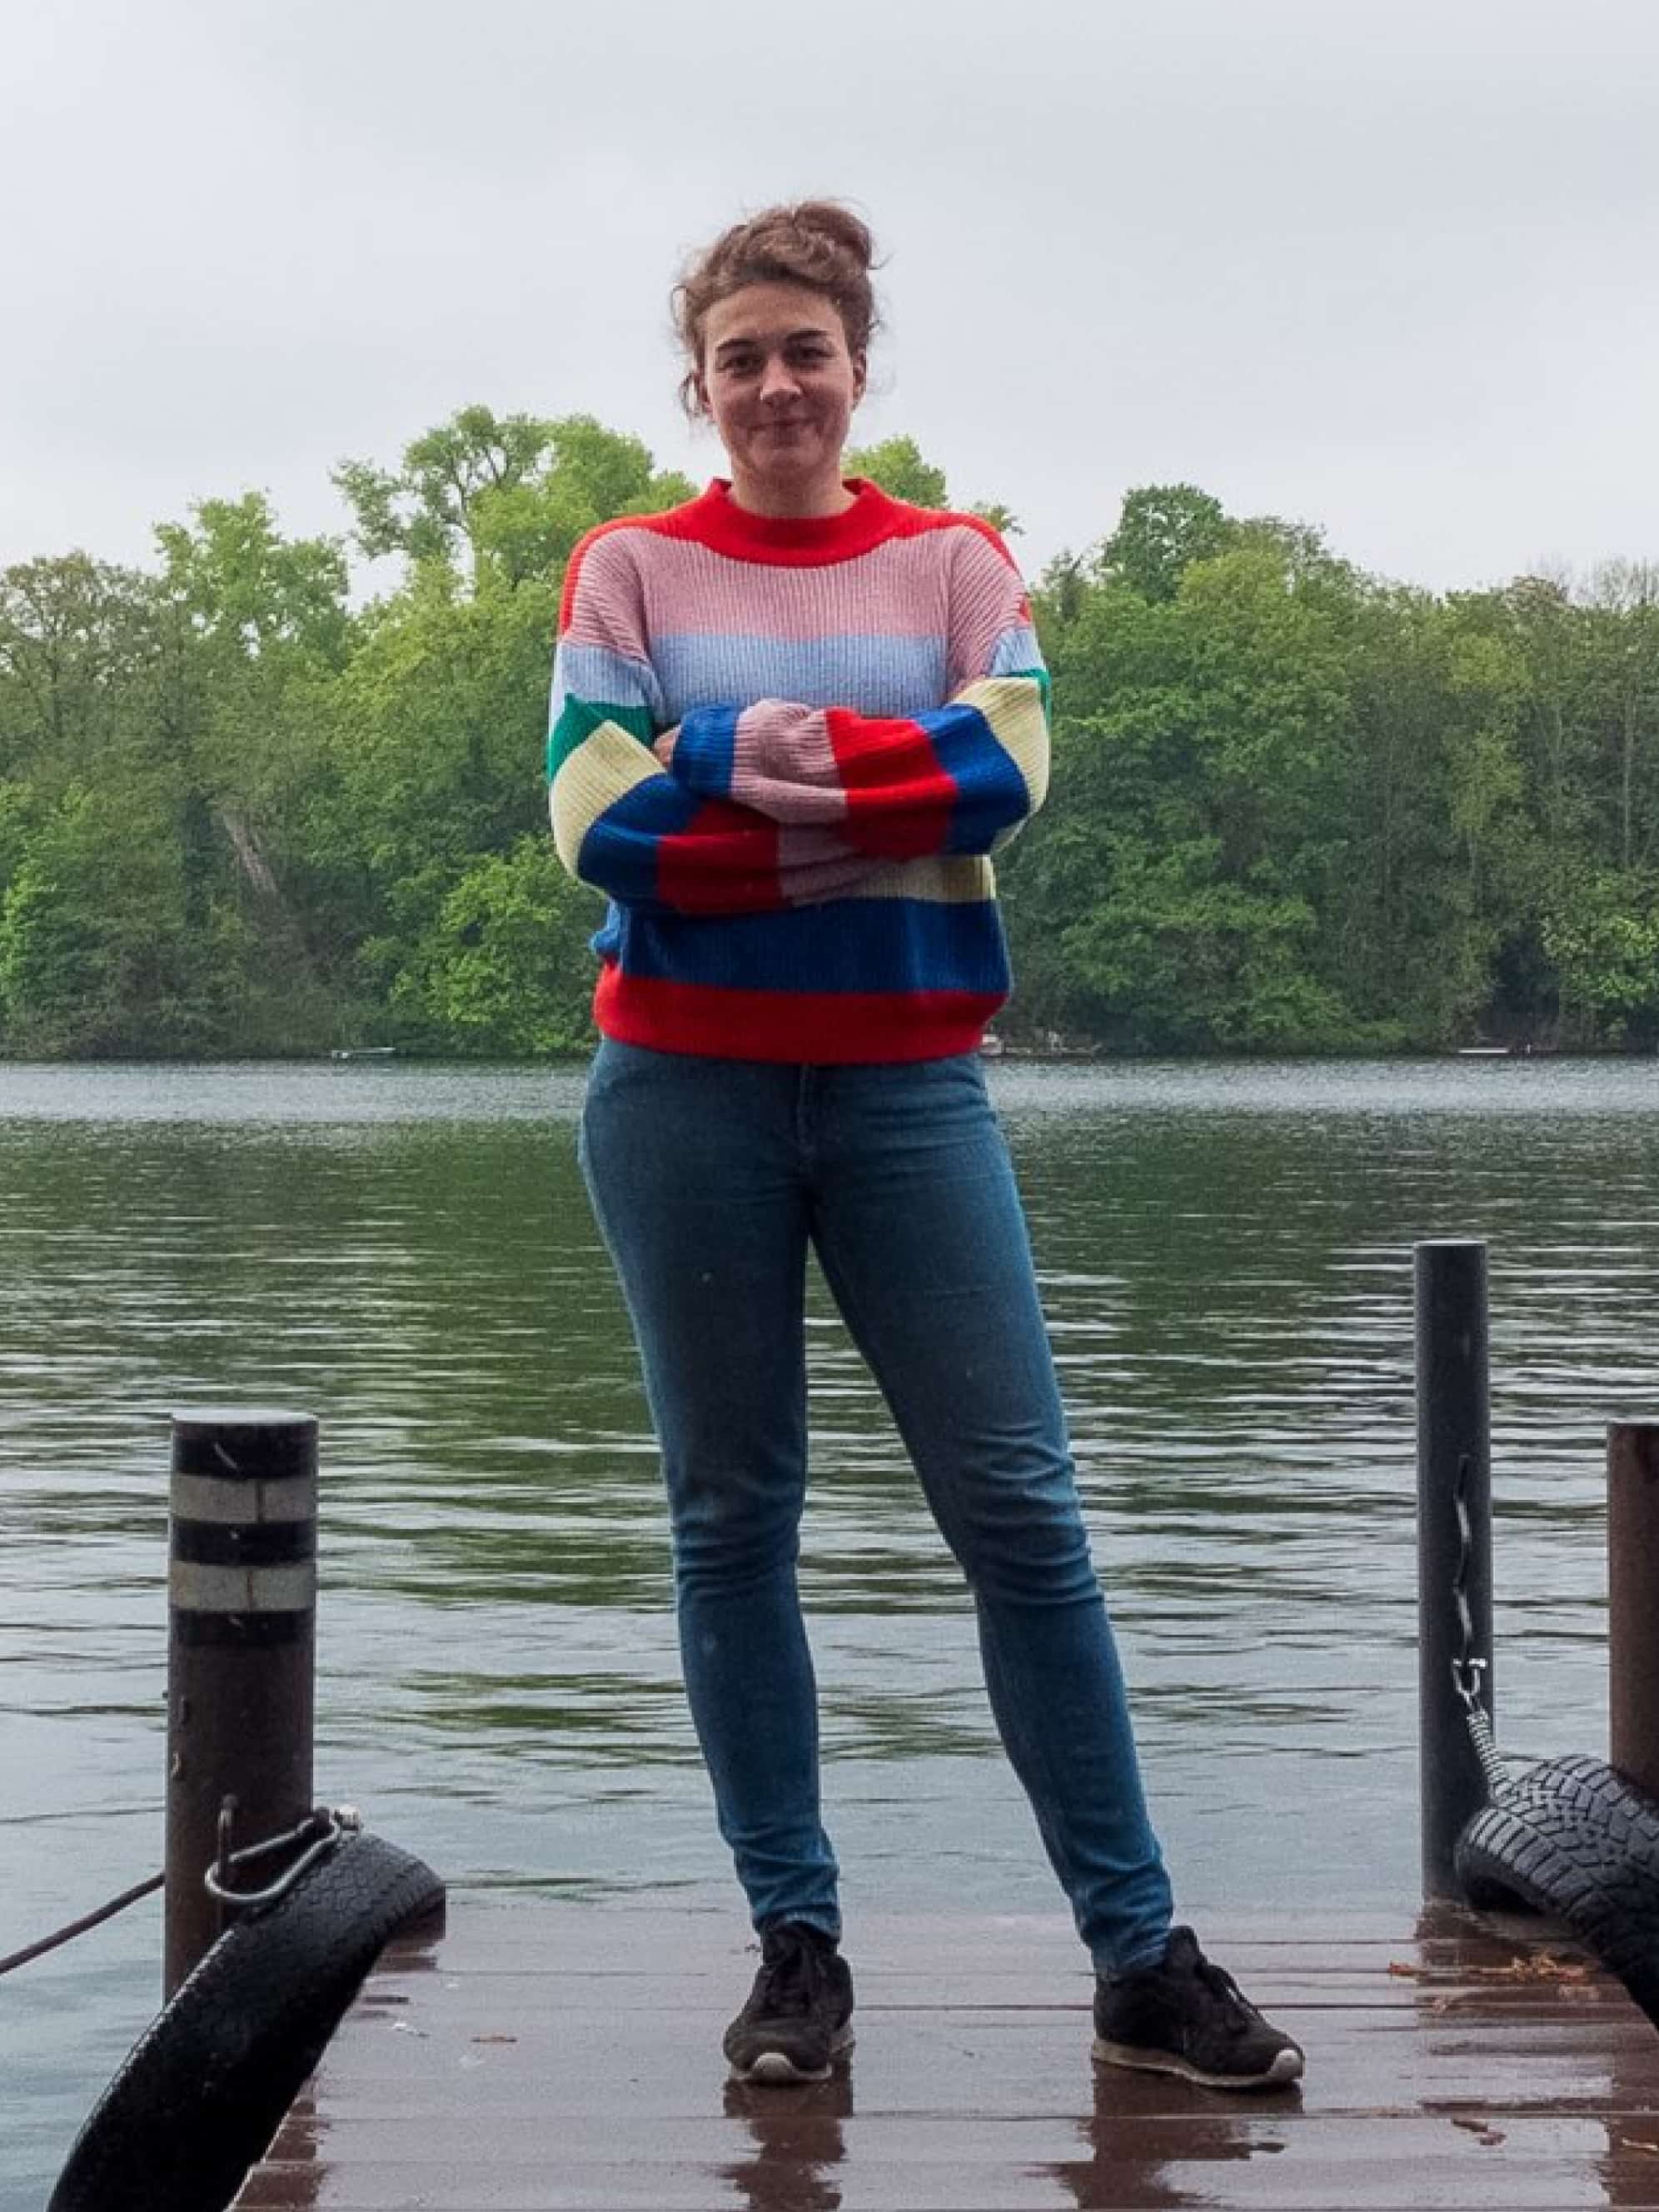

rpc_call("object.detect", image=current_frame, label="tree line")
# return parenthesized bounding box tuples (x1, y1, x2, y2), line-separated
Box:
(2, 410, 1656, 1060)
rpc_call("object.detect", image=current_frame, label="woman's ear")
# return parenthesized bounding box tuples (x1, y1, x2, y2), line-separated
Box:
(851, 352, 868, 407)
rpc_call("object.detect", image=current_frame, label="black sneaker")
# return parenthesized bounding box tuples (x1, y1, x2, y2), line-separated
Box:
(1094, 1926, 1303, 2090)
(724, 1922, 854, 2084)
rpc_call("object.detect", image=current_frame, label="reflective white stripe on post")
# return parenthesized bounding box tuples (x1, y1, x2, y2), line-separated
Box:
(170, 1472, 319, 1525)
(167, 1561, 317, 1613)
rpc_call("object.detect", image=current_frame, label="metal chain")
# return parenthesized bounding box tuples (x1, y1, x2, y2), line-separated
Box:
(204, 1800, 361, 1911)
(1449, 1452, 1511, 1801)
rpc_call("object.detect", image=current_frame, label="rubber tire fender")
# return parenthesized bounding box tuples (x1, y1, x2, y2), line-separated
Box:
(48, 1828, 446, 2212)
(1455, 1751, 1659, 2029)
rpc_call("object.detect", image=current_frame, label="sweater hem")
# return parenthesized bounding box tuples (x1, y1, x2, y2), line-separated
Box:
(593, 968, 1002, 1064)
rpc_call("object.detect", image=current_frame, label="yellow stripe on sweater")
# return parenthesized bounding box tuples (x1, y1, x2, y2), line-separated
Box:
(550, 719, 660, 879)
(852, 855, 996, 904)
(956, 675, 1051, 815)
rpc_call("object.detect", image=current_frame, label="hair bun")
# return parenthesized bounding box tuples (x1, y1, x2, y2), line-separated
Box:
(784, 202, 875, 274)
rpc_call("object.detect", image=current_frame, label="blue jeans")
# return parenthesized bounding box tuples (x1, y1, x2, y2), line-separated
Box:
(578, 1039, 1173, 1973)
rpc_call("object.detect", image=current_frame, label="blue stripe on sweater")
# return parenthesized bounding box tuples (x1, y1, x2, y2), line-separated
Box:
(601, 897, 1009, 996)
(674, 704, 740, 798)
(575, 775, 705, 909)
(553, 641, 665, 725)
(654, 632, 947, 720)
(989, 624, 1044, 678)
(921, 703, 1038, 854)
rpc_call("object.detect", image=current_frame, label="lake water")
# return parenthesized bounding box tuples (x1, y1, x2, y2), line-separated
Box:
(3, 1055, 1657, 2207)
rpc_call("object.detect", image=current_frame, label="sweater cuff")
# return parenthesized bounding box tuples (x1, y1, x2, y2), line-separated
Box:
(671, 705, 740, 799)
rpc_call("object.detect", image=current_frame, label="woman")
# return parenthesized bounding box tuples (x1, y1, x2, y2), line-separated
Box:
(548, 202, 1302, 2092)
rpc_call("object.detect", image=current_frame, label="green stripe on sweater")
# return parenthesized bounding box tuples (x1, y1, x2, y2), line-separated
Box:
(547, 699, 655, 782)
(1005, 665, 1053, 719)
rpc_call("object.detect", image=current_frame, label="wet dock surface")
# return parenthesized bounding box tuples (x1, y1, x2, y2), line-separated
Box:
(233, 1901, 1659, 2209)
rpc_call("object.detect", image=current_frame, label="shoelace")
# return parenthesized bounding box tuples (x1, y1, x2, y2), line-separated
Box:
(755, 1933, 826, 2018)
(1193, 1952, 1266, 2035)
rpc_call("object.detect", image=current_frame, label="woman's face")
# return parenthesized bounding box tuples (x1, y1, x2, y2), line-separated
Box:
(696, 281, 865, 511)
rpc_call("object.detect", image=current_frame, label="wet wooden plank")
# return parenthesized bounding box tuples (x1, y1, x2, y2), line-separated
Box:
(282, 2021, 1659, 2122)
(352, 1969, 1634, 2015)
(366, 1902, 1545, 1973)
(233, 2133, 1659, 2212)
(232, 1903, 1659, 2210)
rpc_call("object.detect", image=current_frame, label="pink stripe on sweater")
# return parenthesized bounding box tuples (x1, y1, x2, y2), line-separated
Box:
(616, 529, 1013, 644)
(560, 529, 653, 660)
(947, 557, 1034, 695)
(730, 704, 846, 821)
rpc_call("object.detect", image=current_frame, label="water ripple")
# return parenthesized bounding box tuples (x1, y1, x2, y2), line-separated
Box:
(4, 1057, 1657, 2205)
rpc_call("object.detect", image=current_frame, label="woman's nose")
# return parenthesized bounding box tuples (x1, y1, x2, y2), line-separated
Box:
(759, 356, 801, 404)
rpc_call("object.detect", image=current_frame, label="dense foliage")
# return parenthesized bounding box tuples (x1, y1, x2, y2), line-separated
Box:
(2, 415, 1656, 1059)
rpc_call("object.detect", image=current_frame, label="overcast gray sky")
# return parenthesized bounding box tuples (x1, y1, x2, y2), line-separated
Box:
(4, 0, 1657, 590)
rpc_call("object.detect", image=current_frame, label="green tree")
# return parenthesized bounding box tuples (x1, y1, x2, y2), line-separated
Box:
(843, 434, 949, 508)
(335, 406, 560, 575)
(1099, 484, 1237, 603)
(391, 838, 599, 1056)
(326, 566, 555, 896)
(1326, 587, 1510, 1043)
(0, 780, 198, 1055)
(336, 409, 695, 591)
(155, 494, 351, 664)
(7, 426, 1659, 1063)
(0, 555, 159, 784)
(1009, 517, 1373, 1050)
(1542, 868, 1659, 1044)
(1578, 562, 1659, 874)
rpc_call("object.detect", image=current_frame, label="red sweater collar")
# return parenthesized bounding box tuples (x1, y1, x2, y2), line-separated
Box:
(667, 477, 908, 565)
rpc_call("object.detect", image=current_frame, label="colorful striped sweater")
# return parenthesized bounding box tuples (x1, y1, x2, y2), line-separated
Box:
(546, 477, 1049, 1063)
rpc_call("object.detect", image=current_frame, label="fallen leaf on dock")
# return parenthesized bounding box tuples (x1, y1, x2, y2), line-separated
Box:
(1449, 2116, 1507, 2145)
(1389, 1952, 1591, 1986)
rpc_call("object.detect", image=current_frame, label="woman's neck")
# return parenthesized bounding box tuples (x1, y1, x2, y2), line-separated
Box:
(726, 466, 856, 521)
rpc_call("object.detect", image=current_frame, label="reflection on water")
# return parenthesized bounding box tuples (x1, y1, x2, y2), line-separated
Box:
(3, 1056, 1658, 2208)
(1047, 2066, 1281, 2210)
(723, 2078, 851, 2212)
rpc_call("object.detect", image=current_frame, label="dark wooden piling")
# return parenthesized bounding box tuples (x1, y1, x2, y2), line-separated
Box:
(1415, 1238, 1493, 1899)
(164, 1407, 317, 1996)
(1609, 1417, 1659, 1806)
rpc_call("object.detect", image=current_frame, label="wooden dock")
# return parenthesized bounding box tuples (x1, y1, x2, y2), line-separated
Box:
(232, 1900, 1659, 2209)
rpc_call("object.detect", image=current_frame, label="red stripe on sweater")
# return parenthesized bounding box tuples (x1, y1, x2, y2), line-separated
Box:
(557, 513, 655, 630)
(594, 968, 1000, 1064)
(825, 710, 955, 859)
(655, 800, 785, 914)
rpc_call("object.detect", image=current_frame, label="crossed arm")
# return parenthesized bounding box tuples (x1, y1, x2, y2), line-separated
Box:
(546, 536, 1049, 917)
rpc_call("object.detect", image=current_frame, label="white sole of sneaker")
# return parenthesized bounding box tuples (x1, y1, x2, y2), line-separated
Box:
(1093, 2035, 1303, 2090)
(731, 2025, 855, 2085)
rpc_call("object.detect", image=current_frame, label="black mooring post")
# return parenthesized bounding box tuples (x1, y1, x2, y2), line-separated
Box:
(1415, 1239, 1493, 1900)
(164, 1408, 317, 1997)
(1609, 1420, 1659, 1807)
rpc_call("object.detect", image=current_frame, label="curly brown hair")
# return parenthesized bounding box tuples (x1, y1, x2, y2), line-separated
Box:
(672, 201, 880, 416)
